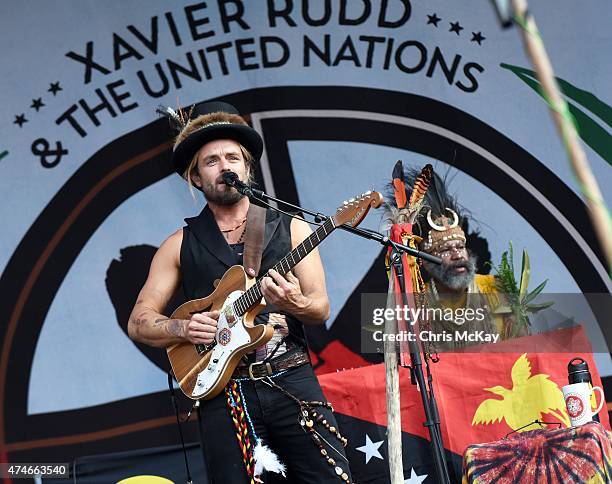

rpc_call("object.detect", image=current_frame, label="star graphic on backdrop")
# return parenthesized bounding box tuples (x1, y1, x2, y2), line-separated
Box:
(48, 81, 63, 96)
(30, 98, 45, 111)
(13, 114, 28, 127)
(427, 13, 441, 27)
(471, 31, 486, 45)
(355, 434, 384, 464)
(449, 21, 464, 35)
(404, 467, 428, 484)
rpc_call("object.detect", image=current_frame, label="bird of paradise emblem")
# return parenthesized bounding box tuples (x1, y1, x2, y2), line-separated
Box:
(472, 353, 570, 430)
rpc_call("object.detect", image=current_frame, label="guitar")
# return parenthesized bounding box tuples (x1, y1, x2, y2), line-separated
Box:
(167, 191, 383, 400)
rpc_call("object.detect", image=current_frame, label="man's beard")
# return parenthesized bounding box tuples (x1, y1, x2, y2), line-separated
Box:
(201, 177, 246, 205)
(423, 254, 477, 291)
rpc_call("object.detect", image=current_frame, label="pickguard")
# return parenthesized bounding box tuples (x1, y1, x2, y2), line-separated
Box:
(192, 291, 249, 397)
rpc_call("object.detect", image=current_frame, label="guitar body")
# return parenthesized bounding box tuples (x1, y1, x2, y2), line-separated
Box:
(167, 265, 272, 400)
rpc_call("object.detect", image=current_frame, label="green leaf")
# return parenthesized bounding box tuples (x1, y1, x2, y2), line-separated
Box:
(496, 248, 517, 294)
(492, 305, 513, 314)
(527, 301, 555, 312)
(500, 63, 612, 166)
(519, 249, 530, 300)
(500, 63, 612, 128)
(523, 279, 548, 305)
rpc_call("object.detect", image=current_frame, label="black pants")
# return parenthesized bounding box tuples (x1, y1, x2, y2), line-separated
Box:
(199, 364, 352, 483)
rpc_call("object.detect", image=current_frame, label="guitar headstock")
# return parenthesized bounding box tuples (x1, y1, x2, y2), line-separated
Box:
(332, 191, 384, 228)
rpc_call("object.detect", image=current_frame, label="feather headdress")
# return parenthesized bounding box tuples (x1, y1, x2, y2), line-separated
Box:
(385, 161, 434, 225)
(384, 164, 467, 244)
(384, 163, 491, 272)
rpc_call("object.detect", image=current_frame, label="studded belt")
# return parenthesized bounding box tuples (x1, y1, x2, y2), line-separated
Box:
(233, 347, 310, 380)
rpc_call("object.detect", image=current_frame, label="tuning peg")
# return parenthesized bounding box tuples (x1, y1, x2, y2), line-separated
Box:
(349, 197, 355, 203)
(365, 190, 372, 195)
(343, 200, 348, 205)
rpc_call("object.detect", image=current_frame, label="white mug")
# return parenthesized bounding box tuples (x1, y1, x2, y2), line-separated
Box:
(561, 382, 605, 427)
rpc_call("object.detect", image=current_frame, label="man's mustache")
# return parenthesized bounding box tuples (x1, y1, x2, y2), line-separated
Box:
(445, 260, 471, 270)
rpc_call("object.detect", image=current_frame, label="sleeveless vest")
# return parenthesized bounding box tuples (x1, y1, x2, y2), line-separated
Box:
(180, 205, 306, 345)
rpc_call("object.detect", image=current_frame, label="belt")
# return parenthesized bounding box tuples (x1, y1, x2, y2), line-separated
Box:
(233, 347, 310, 380)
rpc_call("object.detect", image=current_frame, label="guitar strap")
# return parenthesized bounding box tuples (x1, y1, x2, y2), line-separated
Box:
(243, 204, 309, 355)
(242, 203, 267, 276)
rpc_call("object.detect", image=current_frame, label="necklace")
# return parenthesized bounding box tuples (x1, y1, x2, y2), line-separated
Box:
(220, 218, 247, 233)
(237, 225, 246, 243)
(227, 225, 246, 246)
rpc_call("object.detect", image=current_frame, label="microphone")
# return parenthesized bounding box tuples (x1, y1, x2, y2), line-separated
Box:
(221, 171, 239, 187)
(221, 172, 263, 199)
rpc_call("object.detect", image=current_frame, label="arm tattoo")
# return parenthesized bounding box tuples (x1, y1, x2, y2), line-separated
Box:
(166, 320, 185, 337)
(154, 318, 185, 337)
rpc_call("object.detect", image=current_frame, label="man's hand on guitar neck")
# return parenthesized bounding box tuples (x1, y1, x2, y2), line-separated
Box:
(261, 269, 307, 312)
(261, 269, 328, 325)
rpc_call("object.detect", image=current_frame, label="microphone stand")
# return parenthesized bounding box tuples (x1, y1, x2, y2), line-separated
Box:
(224, 175, 440, 263)
(389, 249, 451, 484)
(232, 181, 451, 483)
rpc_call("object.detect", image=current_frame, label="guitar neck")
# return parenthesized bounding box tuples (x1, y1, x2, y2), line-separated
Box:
(234, 218, 336, 316)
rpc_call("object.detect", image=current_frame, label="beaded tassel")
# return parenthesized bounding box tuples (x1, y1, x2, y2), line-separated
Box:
(236, 380, 286, 479)
(230, 373, 350, 481)
(297, 400, 351, 482)
(225, 381, 256, 483)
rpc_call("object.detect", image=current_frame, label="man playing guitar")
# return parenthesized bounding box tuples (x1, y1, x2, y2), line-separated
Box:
(128, 101, 352, 483)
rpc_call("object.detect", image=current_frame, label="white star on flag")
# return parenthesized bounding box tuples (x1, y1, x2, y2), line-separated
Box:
(404, 467, 428, 483)
(355, 434, 384, 464)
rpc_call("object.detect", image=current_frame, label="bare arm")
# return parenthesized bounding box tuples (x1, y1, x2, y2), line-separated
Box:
(127, 229, 219, 347)
(261, 217, 330, 325)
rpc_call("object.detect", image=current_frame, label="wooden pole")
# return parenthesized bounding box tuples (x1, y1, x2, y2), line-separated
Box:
(511, 0, 612, 271)
(385, 282, 404, 484)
